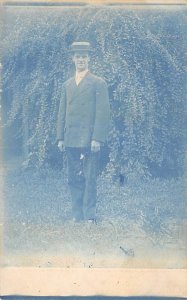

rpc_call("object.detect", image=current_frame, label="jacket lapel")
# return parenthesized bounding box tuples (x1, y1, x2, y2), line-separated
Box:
(66, 77, 77, 101)
(67, 72, 93, 103)
(75, 72, 93, 97)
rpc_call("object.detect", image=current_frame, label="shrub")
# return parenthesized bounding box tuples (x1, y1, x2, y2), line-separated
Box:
(2, 7, 186, 178)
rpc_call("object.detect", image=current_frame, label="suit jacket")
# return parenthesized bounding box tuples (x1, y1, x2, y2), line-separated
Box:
(57, 72, 110, 148)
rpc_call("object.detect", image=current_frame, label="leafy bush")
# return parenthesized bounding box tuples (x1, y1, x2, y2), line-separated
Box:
(2, 7, 186, 178)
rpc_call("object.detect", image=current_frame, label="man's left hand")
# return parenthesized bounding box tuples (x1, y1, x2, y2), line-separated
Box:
(91, 140, 101, 152)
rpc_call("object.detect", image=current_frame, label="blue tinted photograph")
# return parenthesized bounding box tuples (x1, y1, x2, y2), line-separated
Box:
(1, 4, 187, 268)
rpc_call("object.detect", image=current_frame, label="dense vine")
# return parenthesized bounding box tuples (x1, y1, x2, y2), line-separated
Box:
(2, 7, 186, 178)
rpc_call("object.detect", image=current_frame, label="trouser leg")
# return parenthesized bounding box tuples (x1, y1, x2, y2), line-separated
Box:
(66, 147, 85, 221)
(83, 150, 99, 220)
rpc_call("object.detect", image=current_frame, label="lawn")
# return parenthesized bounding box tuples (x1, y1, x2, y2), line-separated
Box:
(2, 166, 187, 268)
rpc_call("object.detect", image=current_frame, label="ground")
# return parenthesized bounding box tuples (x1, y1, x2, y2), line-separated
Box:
(1, 164, 187, 268)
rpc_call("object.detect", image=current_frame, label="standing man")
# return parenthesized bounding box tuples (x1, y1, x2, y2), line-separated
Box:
(57, 41, 110, 223)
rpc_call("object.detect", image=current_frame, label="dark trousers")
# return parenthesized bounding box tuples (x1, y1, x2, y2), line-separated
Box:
(66, 147, 99, 221)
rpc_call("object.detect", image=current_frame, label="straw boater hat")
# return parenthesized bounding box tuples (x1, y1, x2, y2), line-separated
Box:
(70, 41, 92, 53)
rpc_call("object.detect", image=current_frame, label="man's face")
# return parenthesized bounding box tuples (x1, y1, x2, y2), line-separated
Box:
(72, 52, 90, 72)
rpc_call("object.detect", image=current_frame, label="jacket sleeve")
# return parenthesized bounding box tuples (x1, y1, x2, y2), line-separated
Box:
(92, 79, 110, 143)
(56, 84, 66, 141)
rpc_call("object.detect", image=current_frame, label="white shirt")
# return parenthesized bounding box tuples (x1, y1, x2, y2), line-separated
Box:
(75, 69, 89, 86)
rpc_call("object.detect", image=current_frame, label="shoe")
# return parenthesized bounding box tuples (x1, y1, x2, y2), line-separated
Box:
(87, 218, 97, 224)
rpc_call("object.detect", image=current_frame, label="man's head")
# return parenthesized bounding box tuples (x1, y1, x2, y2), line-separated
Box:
(70, 42, 91, 72)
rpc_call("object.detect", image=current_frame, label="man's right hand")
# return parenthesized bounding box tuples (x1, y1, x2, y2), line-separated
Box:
(58, 140, 64, 152)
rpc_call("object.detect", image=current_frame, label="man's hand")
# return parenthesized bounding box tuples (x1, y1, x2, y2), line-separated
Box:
(91, 140, 101, 152)
(58, 140, 64, 152)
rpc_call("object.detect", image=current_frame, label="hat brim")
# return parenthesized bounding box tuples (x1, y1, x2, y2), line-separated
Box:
(70, 49, 93, 53)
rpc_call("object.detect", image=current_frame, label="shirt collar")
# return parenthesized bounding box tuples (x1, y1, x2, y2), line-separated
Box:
(75, 69, 89, 79)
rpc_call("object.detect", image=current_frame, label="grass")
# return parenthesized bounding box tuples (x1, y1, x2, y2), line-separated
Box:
(2, 166, 187, 268)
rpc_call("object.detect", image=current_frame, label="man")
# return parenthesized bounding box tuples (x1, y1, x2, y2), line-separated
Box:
(57, 41, 110, 223)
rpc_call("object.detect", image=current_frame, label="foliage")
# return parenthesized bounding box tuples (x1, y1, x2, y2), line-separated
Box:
(2, 7, 187, 178)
